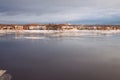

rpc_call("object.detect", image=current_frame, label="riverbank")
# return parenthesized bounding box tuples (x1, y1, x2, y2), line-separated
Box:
(0, 30, 120, 34)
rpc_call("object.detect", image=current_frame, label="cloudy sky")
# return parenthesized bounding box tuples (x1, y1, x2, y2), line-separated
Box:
(0, 0, 120, 24)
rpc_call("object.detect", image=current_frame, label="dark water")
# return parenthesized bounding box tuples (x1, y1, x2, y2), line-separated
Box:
(0, 33, 120, 80)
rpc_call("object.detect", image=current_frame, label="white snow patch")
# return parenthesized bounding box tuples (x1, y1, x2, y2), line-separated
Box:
(14, 37, 45, 40)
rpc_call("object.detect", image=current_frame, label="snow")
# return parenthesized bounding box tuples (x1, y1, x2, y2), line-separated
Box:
(15, 37, 45, 39)
(0, 30, 120, 35)
(0, 70, 6, 76)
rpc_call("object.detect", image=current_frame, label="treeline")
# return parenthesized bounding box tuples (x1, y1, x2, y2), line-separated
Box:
(0, 24, 120, 30)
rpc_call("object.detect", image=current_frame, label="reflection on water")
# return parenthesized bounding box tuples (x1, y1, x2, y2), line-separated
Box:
(0, 32, 120, 80)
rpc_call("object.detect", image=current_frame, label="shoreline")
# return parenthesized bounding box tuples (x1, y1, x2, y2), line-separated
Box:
(0, 30, 120, 34)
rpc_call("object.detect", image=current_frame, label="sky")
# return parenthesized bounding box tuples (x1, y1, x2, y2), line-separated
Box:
(0, 0, 120, 24)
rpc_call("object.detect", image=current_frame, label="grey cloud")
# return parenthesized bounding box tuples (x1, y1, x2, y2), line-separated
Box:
(0, 0, 120, 24)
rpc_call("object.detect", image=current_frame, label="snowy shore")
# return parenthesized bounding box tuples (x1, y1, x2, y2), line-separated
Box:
(0, 30, 120, 34)
(0, 30, 120, 39)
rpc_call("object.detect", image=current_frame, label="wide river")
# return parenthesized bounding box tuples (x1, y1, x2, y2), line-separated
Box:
(0, 32, 120, 80)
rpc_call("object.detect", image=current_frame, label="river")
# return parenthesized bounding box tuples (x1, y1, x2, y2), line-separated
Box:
(0, 32, 120, 80)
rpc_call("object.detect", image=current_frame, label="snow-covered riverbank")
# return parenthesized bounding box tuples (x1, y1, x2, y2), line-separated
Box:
(1, 30, 120, 34)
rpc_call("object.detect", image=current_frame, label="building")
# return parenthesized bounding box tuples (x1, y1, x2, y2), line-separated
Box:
(29, 25, 46, 30)
(15, 25, 24, 30)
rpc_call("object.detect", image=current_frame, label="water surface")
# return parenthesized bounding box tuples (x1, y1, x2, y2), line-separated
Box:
(0, 33, 120, 80)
